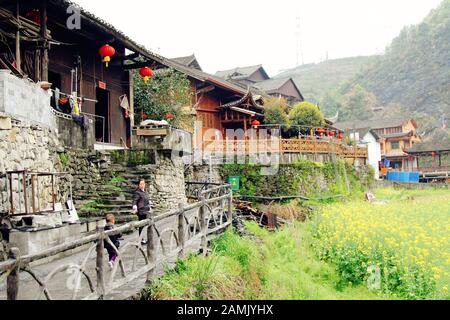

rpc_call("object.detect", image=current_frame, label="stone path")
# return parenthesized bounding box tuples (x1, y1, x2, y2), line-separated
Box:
(0, 214, 203, 300)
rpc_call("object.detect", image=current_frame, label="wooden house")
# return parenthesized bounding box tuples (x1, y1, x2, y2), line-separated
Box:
(336, 117, 422, 172)
(0, 0, 265, 151)
(215, 65, 304, 104)
(406, 141, 450, 181)
(0, 0, 141, 148)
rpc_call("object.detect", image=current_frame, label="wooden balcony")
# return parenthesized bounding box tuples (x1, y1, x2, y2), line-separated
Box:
(201, 139, 368, 159)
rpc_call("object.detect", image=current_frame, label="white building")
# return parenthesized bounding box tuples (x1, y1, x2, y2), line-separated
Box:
(349, 129, 382, 179)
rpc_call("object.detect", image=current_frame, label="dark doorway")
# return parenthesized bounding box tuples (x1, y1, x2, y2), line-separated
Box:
(95, 88, 110, 143)
(48, 71, 61, 90)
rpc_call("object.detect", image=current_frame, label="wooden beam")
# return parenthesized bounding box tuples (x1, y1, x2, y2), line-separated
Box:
(123, 61, 152, 70)
(124, 52, 140, 61)
(196, 85, 215, 95)
(15, 0, 21, 73)
(40, 0, 49, 81)
(136, 128, 168, 136)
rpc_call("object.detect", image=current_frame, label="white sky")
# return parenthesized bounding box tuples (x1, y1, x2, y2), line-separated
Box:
(74, 0, 442, 76)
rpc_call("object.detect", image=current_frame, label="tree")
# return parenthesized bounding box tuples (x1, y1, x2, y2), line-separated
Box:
(134, 68, 193, 130)
(288, 101, 325, 135)
(263, 96, 290, 129)
(338, 85, 377, 122)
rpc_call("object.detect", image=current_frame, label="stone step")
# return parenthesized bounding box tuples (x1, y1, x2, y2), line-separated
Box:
(100, 199, 132, 205)
(96, 204, 132, 210)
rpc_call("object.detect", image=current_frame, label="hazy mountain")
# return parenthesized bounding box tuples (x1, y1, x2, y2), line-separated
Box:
(275, 56, 378, 107)
(276, 0, 450, 141)
(354, 0, 450, 138)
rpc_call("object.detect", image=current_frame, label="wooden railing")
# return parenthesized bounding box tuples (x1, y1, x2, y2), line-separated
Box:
(202, 139, 368, 159)
(419, 166, 450, 173)
(0, 185, 233, 300)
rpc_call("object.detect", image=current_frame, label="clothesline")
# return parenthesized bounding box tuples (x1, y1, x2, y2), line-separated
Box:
(50, 88, 98, 103)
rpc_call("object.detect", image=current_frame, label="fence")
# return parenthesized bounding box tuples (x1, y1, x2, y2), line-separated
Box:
(0, 184, 233, 300)
(202, 138, 368, 159)
(0, 170, 72, 216)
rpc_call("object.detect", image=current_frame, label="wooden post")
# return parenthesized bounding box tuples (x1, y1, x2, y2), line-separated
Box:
(7, 247, 20, 300)
(146, 213, 155, 284)
(177, 203, 186, 259)
(95, 227, 105, 299)
(40, 0, 49, 82)
(198, 196, 207, 255)
(15, 0, 21, 73)
(227, 189, 233, 230)
(31, 174, 36, 213)
(22, 170, 28, 214)
(51, 174, 55, 212)
(9, 173, 14, 214)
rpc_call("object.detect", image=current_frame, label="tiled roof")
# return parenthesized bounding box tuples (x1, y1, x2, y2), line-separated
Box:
(407, 141, 450, 153)
(52, 1, 246, 95)
(348, 127, 381, 140)
(382, 131, 415, 139)
(215, 65, 267, 80)
(252, 78, 290, 91)
(171, 54, 202, 71)
(219, 90, 264, 110)
(335, 117, 416, 130)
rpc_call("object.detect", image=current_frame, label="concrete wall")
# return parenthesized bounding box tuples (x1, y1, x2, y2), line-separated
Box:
(56, 115, 95, 150)
(0, 70, 55, 129)
(132, 127, 193, 155)
(361, 132, 381, 179)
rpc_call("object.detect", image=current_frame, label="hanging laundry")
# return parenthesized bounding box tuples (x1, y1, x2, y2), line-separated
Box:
(58, 96, 71, 114)
(119, 94, 130, 118)
(50, 88, 60, 110)
(72, 114, 90, 130)
(69, 95, 80, 115)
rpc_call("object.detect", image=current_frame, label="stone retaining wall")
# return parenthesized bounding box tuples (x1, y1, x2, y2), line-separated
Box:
(0, 117, 62, 213)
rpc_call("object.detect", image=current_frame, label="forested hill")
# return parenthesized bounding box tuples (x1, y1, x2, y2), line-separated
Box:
(275, 0, 450, 141)
(274, 56, 377, 105)
(353, 0, 450, 139)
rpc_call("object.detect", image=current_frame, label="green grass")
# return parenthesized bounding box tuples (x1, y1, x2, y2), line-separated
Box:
(140, 188, 449, 300)
(141, 222, 391, 300)
(79, 200, 101, 214)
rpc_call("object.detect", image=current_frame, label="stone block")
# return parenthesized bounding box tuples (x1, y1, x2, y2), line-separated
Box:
(0, 116, 11, 130)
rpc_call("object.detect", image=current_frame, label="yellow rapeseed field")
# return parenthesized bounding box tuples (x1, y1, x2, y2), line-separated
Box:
(311, 188, 450, 299)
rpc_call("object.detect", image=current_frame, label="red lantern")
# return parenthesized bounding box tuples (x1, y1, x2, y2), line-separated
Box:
(165, 113, 174, 121)
(139, 67, 154, 83)
(338, 133, 344, 140)
(99, 44, 116, 68)
(252, 119, 261, 129)
(317, 128, 326, 136)
(328, 131, 335, 137)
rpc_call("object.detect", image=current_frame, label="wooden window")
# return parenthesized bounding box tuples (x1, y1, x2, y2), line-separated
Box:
(391, 141, 400, 150)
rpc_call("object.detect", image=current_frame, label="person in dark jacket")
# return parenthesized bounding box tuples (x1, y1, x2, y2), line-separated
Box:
(132, 179, 152, 244)
(104, 213, 122, 269)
